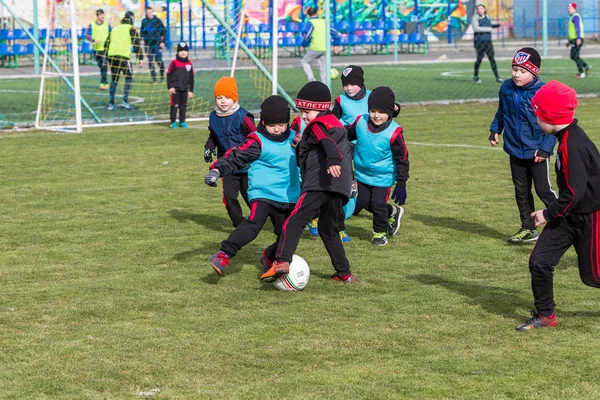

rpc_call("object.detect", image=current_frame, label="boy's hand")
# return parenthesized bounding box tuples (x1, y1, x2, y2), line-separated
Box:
(204, 169, 220, 187)
(204, 148, 215, 163)
(391, 186, 407, 205)
(188, 91, 194, 98)
(291, 132, 302, 148)
(333, 46, 341, 55)
(534, 149, 549, 163)
(531, 210, 547, 227)
(327, 165, 341, 177)
(138, 60, 144, 68)
(489, 132, 499, 146)
(169, 88, 176, 95)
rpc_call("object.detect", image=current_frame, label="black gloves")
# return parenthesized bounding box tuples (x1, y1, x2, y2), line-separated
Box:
(391, 186, 407, 205)
(204, 169, 221, 187)
(204, 148, 216, 163)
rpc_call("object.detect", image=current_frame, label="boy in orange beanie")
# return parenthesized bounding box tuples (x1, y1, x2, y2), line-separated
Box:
(204, 76, 256, 227)
(516, 80, 600, 331)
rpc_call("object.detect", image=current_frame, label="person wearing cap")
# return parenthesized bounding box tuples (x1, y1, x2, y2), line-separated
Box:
(204, 76, 256, 228)
(141, 6, 167, 84)
(204, 96, 301, 276)
(516, 80, 600, 331)
(489, 47, 558, 244)
(261, 81, 356, 284)
(166, 42, 194, 129)
(471, 4, 502, 84)
(346, 87, 406, 246)
(567, 2, 591, 78)
(298, 7, 341, 83)
(105, 11, 143, 110)
(85, 9, 111, 90)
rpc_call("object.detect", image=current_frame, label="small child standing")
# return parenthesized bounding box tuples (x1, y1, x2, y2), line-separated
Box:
(347, 86, 407, 246)
(204, 96, 301, 275)
(204, 76, 256, 228)
(516, 80, 600, 331)
(490, 47, 557, 244)
(332, 65, 371, 125)
(166, 42, 194, 129)
(261, 81, 357, 283)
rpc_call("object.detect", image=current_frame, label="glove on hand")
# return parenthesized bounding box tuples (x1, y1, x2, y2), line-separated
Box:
(350, 179, 358, 199)
(204, 169, 221, 187)
(391, 186, 407, 205)
(204, 148, 216, 163)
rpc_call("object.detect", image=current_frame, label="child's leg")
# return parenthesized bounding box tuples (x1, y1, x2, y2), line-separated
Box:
(239, 174, 250, 208)
(318, 193, 351, 277)
(530, 158, 558, 207)
(529, 219, 574, 315)
(355, 181, 372, 215)
(169, 92, 178, 123)
(275, 192, 323, 263)
(509, 156, 536, 230)
(123, 61, 133, 103)
(264, 203, 294, 261)
(370, 186, 391, 234)
(178, 90, 188, 122)
(220, 200, 270, 258)
(222, 175, 246, 228)
(574, 210, 600, 288)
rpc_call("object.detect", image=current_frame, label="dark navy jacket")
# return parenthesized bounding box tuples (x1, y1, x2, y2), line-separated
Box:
(207, 108, 255, 174)
(490, 77, 557, 159)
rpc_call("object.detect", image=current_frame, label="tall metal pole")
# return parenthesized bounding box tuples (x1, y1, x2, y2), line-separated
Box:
(33, 0, 40, 74)
(393, 0, 398, 61)
(69, 0, 82, 132)
(325, 0, 331, 89)
(272, 0, 278, 95)
(542, 0, 548, 55)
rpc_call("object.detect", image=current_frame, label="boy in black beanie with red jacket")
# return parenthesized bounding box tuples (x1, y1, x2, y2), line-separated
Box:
(516, 80, 600, 331)
(261, 81, 357, 283)
(167, 42, 194, 128)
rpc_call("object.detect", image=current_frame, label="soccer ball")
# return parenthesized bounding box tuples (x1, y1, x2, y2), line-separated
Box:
(330, 68, 340, 80)
(273, 254, 310, 292)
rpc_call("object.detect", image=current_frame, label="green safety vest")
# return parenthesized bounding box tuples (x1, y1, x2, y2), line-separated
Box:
(91, 20, 109, 51)
(308, 18, 326, 52)
(107, 23, 132, 58)
(568, 13, 584, 40)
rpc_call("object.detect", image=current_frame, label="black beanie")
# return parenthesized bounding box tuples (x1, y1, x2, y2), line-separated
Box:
(177, 42, 189, 52)
(296, 81, 332, 111)
(260, 95, 290, 125)
(368, 86, 396, 117)
(512, 47, 541, 76)
(341, 65, 364, 87)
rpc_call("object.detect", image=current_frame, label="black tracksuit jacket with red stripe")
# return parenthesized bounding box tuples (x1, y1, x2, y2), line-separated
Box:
(543, 119, 600, 221)
(166, 56, 194, 92)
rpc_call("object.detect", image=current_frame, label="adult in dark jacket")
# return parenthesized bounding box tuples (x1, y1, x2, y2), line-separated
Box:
(490, 47, 557, 244)
(140, 6, 167, 83)
(471, 4, 502, 84)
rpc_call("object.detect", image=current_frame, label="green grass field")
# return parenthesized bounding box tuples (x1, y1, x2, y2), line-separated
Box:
(2, 98, 600, 398)
(1, 56, 598, 128)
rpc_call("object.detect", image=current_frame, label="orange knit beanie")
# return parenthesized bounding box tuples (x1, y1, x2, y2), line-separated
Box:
(214, 76, 239, 102)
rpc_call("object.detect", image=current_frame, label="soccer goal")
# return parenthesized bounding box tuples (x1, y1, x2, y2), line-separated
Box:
(18, 0, 291, 132)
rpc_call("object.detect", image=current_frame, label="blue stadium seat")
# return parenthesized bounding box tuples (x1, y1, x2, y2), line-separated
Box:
(12, 44, 28, 55)
(79, 41, 94, 54)
(383, 33, 396, 44)
(285, 22, 299, 33)
(359, 34, 374, 45)
(24, 43, 35, 55)
(373, 20, 385, 30)
(349, 21, 360, 32)
(385, 19, 405, 31)
(258, 23, 271, 33)
(281, 36, 295, 47)
(2, 30, 14, 40)
(372, 34, 384, 44)
(38, 28, 48, 40)
(0, 43, 10, 56)
(335, 21, 349, 33)
(255, 37, 270, 48)
(244, 24, 256, 34)
(361, 21, 373, 30)
(12, 29, 28, 40)
(348, 34, 360, 45)
(242, 37, 253, 48)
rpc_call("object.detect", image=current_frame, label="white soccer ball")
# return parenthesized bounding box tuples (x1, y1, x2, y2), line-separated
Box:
(330, 68, 340, 80)
(273, 254, 310, 292)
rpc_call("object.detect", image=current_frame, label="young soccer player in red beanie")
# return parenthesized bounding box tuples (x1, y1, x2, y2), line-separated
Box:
(516, 80, 600, 331)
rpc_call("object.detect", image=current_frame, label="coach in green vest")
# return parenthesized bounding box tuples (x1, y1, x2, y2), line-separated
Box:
(567, 2, 591, 78)
(85, 9, 111, 90)
(105, 11, 143, 110)
(298, 7, 341, 83)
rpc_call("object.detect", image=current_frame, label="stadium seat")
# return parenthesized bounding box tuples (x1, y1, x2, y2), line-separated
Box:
(258, 23, 270, 33)
(409, 32, 426, 53)
(359, 34, 374, 45)
(24, 43, 35, 55)
(349, 21, 360, 33)
(285, 22, 299, 33)
(373, 20, 385, 31)
(79, 41, 94, 54)
(281, 36, 294, 47)
(372, 34, 384, 45)
(361, 21, 373, 31)
(0, 44, 17, 67)
(2, 30, 14, 41)
(244, 24, 256, 34)
(12, 44, 28, 55)
(38, 28, 48, 40)
(335, 21, 349, 33)
(385, 19, 405, 32)
(398, 33, 409, 51)
(242, 37, 253, 48)
(0, 43, 9, 56)
(12, 29, 28, 41)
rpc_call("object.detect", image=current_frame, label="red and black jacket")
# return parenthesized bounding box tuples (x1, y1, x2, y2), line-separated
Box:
(544, 120, 600, 221)
(166, 56, 194, 92)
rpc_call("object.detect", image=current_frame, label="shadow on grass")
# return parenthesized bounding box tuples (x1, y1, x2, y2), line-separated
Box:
(410, 213, 506, 240)
(169, 209, 234, 233)
(409, 274, 531, 319)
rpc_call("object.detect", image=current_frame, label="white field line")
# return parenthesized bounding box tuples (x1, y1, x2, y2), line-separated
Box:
(406, 141, 502, 150)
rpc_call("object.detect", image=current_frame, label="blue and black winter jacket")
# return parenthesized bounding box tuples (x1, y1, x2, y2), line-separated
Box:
(490, 77, 557, 159)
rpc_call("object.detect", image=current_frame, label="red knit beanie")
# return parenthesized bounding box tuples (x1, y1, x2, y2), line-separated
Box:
(569, 2, 577, 10)
(531, 80, 578, 125)
(214, 76, 239, 103)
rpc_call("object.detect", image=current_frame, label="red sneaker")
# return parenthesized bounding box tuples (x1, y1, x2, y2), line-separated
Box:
(260, 261, 289, 282)
(331, 273, 358, 284)
(515, 311, 557, 331)
(210, 251, 230, 275)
